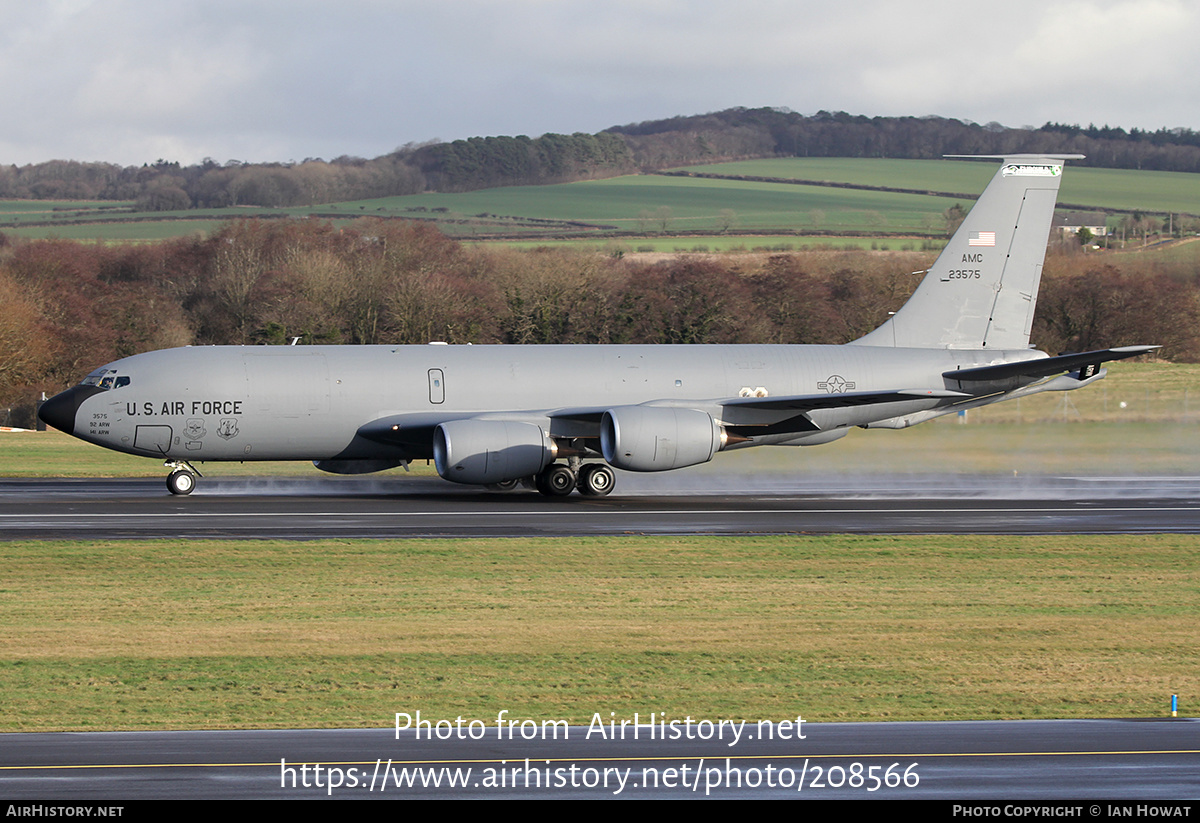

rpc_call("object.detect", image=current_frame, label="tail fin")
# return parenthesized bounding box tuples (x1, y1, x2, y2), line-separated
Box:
(854, 154, 1082, 350)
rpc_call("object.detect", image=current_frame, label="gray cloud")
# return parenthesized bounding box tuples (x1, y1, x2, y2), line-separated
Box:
(0, 0, 1196, 166)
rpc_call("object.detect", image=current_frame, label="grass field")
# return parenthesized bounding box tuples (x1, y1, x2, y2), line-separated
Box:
(329, 175, 960, 237)
(674, 158, 1200, 217)
(2, 218, 228, 241)
(0, 200, 135, 216)
(675, 157, 999, 192)
(958, 361, 1200, 424)
(496, 235, 939, 253)
(1, 534, 1196, 731)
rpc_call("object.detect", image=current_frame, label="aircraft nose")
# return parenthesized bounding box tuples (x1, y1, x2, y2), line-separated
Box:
(38, 386, 98, 435)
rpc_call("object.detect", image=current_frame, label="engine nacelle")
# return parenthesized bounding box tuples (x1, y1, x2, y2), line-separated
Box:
(600, 406, 722, 472)
(433, 420, 554, 485)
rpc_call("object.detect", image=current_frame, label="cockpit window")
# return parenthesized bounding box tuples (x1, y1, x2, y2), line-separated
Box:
(80, 368, 130, 390)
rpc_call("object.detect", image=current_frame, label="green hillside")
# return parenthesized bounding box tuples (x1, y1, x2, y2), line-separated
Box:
(677, 157, 1200, 215)
(358, 174, 958, 235)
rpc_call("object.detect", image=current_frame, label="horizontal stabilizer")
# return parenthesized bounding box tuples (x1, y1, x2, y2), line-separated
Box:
(943, 153, 1086, 161)
(944, 346, 1158, 382)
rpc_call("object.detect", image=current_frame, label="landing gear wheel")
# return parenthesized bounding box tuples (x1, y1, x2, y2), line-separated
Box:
(166, 469, 196, 496)
(577, 464, 616, 496)
(486, 479, 521, 492)
(536, 464, 576, 497)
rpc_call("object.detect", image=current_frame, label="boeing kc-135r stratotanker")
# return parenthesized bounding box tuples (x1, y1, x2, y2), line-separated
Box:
(39, 155, 1155, 497)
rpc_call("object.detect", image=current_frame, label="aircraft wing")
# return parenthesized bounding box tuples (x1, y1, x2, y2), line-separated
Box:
(716, 388, 969, 437)
(356, 411, 483, 452)
(356, 388, 969, 450)
(544, 389, 968, 425)
(719, 388, 967, 412)
(943, 346, 1159, 382)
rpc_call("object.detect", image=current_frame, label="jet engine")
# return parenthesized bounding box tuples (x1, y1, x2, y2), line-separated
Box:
(600, 406, 723, 472)
(433, 420, 554, 485)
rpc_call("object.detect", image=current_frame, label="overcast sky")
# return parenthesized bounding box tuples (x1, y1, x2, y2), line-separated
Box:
(2, 0, 1196, 167)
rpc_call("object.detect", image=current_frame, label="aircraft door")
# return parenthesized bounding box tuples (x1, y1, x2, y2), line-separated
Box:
(428, 369, 445, 404)
(134, 425, 172, 455)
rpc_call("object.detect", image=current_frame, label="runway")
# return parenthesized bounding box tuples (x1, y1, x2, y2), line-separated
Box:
(2, 719, 1198, 799)
(3, 474, 1200, 538)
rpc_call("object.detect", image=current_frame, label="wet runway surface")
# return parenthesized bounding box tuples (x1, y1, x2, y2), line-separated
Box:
(2, 719, 1197, 799)
(3, 474, 1200, 538)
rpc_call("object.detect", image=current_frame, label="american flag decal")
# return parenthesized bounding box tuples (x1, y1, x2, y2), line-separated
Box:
(968, 231, 996, 246)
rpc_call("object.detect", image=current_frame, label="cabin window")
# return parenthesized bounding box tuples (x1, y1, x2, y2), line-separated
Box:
(428, 369, 445, 404)
(80, 369, 130, 390)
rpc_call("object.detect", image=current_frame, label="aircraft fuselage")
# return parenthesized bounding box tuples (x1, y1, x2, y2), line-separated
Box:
(43, 343, 1019, 464)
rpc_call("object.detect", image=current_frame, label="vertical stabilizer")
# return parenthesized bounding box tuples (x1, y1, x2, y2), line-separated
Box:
(854, 155, 1081, 350)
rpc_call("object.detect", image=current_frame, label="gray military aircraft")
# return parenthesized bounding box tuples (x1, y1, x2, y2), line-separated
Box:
(39, 155, 1154, 497)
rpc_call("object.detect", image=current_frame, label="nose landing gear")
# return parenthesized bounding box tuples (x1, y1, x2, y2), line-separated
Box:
(164, 461, 201, 495)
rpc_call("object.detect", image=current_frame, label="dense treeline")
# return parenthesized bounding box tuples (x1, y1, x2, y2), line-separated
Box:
(610, 108, 1200, 173)
(0, 156, 428, 209)
(0, 133, 634, 208)
(1040, 122, 1200, 151)
(2, 220, 1195, 426)
(409, 132, 635, 192)
(5, 109, 1200, 210)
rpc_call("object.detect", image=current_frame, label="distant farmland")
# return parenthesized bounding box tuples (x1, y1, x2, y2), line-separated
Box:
(1, 157, 1196, 243)
(674, 157, 1200, 216)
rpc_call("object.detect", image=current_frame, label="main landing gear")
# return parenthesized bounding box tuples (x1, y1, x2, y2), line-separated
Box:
(164, 461, 201, 496)
(577, 463, 616, 496)
(528, 462, 616, 497)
